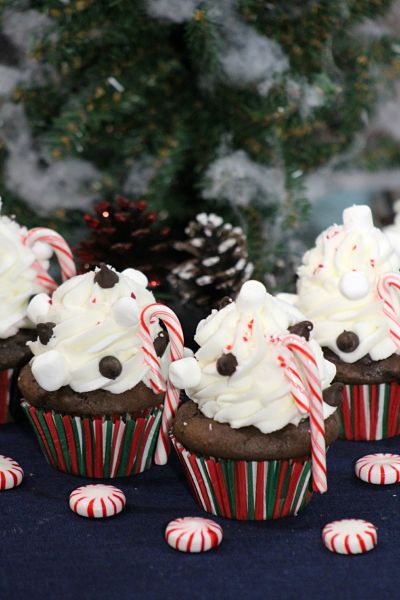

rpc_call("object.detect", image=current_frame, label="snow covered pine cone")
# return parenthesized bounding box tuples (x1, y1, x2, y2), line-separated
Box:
(168, 213, 253, 307)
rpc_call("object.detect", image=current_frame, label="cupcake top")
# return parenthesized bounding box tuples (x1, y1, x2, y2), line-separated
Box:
(294, 205, 400, 363)
(178, 280, 337, 435)
(0, 212, 51, 339)
(27, 264, 162, 394)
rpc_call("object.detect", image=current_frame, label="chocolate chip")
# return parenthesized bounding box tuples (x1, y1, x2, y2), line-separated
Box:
(99, 355, 122, 379)
(336, 330, 359, 353)
(323, 382, 344, 407)
(94, 263, 119, 289)
(37, 322, 56, 345)
(216, 353, 238, 376)
(218, 296, 233, 310)
(288, 320, 313, 341)
(154, 331, 168, 357)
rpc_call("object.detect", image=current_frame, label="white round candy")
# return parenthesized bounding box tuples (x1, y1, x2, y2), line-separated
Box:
(236, 280, 267, 309)
(165, 517, 223, 552)
(355, 453, 400, 485)
(113, 297, 139, 328)
(31, 241, 54, 261)
(169, 357, 201, 389)
(31, 350, 69, 392)
(0, 456, 24, 490)
(122, 268, 148, 287)
(69, 484, 126, 518)
(322, 519, 377, 555)
(343, 205, 373, 230)
(27, 293, 52, 324)
(183, 347, 194, 358)
(339, 271, 369, 300)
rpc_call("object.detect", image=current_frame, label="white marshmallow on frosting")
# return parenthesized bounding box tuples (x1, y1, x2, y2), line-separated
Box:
(343, 205, 374, 229)
(31, 241, 53, 261)
(31, 350, 69, 392)
(294, 205, 400, 363)
(236, 280, 267, 309)
(27, 293, 52, 324)
(169, 357, 201, 389)
(113, 297, 140, 328)
(122, 268, 148, 287)
(339, 271, 369, 300)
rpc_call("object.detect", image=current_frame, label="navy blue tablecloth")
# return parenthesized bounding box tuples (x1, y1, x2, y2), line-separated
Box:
(1, 423, 400, 600)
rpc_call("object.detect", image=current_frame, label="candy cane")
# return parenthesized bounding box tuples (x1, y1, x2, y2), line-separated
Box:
(23, 227, 76, 292)
(278, 349, 310, 416)
(280, 334, 327, 494)
(140, 303, 184, 465)
(376, 273, 400, 349)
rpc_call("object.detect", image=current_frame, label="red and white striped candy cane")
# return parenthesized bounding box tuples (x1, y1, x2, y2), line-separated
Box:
(23, 227, 76, 292)
(140, 303, 184, 465)
(376, 272, 400, 349)
(281, 333, 327, 494)
(278, 350, 310, 416)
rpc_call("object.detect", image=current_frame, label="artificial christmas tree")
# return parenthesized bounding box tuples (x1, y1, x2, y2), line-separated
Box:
(0, 1, 399, 290)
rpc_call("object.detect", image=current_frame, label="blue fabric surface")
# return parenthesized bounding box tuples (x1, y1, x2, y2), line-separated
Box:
(1, 423, 400, 600)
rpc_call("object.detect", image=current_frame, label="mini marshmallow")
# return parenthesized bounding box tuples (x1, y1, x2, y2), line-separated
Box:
(27, 293, 52, 324)
(169, 357, 201, 389)
(113, 297, 139, 328)
(122, 268, 148, 287)
(339, 271, 369, 300)
(236, 280, 267, 309)
(343, 205, 373, 230)
(31, 350, 69, 391)
(31, 241, 54, 261)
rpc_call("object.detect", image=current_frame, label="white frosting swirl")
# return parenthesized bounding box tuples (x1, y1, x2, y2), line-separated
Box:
(294, 205, 400, 363)
(28, 266, 162, 393)
(0, 214, 49, 338)
(185, 281, 337, 434)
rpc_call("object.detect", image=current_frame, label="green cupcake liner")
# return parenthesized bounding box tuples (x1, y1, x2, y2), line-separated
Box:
(22, 400, 163, 478)
(171, 435, 313, 520)
(338, 382, 400, 440)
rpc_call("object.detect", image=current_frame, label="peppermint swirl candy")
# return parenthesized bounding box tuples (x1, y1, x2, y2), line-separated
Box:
(295, 205, 400, 363)
(0, 215, 50, 338)
(181, 280, 336, 435)
(27, 265, 161, 393)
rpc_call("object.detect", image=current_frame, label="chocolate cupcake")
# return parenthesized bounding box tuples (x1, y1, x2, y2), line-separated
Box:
(169, 281, 342, 520)
(289, 205, 400, 440)
(19, 264, 176, 478)
(0, 210, 72, 422)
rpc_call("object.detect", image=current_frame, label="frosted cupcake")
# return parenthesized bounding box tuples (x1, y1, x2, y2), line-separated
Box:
(19, 264, 181, 478)
(169, 281, 342, 520)
(0, 209, 75, 423)
(291, 205, 400, 440)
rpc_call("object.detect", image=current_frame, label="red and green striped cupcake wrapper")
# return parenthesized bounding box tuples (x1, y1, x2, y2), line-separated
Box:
(21, 400, 163, 478)
(0, 369, 15, 424)
(171, 435, 313, 520)
(338, 382, 400, 440)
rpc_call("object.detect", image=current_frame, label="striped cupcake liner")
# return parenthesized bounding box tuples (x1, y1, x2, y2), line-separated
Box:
(171, 436, 313, 520)
(338, 382, 400, 441)
(0, 368, 18, 424)
(21, 401, 163, 478)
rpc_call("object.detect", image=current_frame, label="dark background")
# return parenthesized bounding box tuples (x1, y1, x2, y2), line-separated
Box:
(1, 423, 399, 600)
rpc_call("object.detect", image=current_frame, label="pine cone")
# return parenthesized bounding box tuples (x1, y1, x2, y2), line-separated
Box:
(76, 196, 179, 290)
(168, 213, 253, 307)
